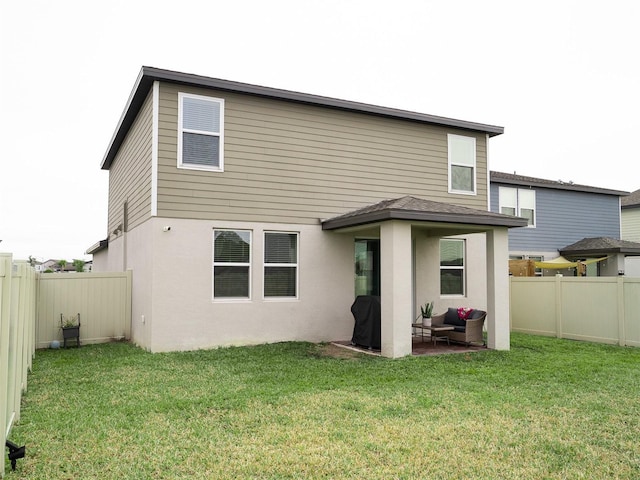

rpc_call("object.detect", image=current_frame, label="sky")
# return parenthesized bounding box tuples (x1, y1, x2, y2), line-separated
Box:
(1, 0, 639, 262)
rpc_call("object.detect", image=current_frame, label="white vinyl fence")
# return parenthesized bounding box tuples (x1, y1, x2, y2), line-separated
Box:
(37, 271, 132, 348)
(1, 256, 37, 478)
(1, 257, 132, 477)
(510, 275, 640, 347)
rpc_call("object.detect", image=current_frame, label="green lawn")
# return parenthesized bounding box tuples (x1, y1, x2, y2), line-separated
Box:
(6, 334, 640, 479)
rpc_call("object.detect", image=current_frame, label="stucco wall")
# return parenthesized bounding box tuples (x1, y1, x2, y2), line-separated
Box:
(120, 218, 492, 352)
(91, 249, 109, 271)
(138, 218, 355, 352)
(414, 231, 488, 316)
(626, 257, 640, 277)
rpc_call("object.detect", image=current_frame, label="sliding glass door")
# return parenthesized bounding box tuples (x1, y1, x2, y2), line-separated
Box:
(354, 239, 380, 296)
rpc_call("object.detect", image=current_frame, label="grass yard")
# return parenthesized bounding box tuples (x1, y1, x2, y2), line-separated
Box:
(5, 333, 640, 479)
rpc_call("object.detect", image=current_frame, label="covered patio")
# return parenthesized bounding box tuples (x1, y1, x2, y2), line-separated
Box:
(322, 196, 528, 358)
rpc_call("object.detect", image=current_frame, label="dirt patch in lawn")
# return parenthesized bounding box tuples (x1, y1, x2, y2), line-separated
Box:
(312, 343, 370, 360)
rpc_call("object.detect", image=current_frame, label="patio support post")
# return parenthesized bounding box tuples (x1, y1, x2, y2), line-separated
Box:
(380, 221, 412, 358)
(486, 227, 510, 350)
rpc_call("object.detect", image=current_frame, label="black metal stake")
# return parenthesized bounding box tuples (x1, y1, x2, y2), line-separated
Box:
(6, 440, 25, 471)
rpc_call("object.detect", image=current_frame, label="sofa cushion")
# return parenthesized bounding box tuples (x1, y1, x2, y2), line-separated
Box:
(444, 307, 466, 327)
(469, 310, 486, 320)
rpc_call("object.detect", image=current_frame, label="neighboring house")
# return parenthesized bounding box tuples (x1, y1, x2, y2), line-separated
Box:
(621, 189, 640, 276)
(621, 189, 640, 242)
(490, 171, 632, 276)
(88, 66, 526, 357)
(41, 259, 90, 272)
(559, 237, 640, 276)
(41, 259, 67, 272)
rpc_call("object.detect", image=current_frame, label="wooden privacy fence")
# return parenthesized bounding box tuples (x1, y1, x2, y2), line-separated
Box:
(37, 271, 132, 349)
(1, 256, 37, 478)
(510, 275, 640, 347)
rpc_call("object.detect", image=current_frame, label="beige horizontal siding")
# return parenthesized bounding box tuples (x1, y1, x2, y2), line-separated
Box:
(622, 209, 640, 242)
(108, 90, 153, 235)
(157, 83, 488, 224)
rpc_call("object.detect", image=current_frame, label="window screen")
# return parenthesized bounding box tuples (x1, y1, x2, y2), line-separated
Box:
(213, 230, 251, 299)
(179, 93, 224, 170)
(448, 134, 476, 193)
(264, 232, 298, 298)
(440, 238, 465, 295)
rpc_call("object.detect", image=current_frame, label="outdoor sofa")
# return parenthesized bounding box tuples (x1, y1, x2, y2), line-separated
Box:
(431, 308, 487, 346)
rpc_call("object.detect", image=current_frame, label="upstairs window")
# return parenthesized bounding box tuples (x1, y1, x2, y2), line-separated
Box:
(440, 238, 465, 296)
(178, 93, 224, 171)
(264, 232, 298, 298)
(448, 134, 476, 194)
(499, 187, 536, 226)
(213, 229, 250, 299)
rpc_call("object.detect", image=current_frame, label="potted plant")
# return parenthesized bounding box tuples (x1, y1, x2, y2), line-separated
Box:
(420, 301, 434, 326)
(60, 313, 81, 347)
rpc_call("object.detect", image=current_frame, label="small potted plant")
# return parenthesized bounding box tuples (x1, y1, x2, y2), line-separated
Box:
(420, 301, 434, 326)
(60, 313, 81, 347)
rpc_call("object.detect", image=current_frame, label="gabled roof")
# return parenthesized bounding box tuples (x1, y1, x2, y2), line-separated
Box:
(490, 171, 628, 197)
(321, 196, 528, 230)
(102, 66, 505, 170)
(621, 189, 640, 208)
(559, 237, 640, 256)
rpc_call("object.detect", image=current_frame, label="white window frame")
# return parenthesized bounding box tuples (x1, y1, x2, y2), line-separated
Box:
(448, 134, 476, 195)
(212, 229, 251, 301)
(263, 231, 299, 300)
(499, 187, 536, 227)
(439, 238, 466, 296)
(178, 92, 225, 172)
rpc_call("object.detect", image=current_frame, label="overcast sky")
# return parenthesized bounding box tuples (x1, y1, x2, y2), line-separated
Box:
(1, 0, 639, 262)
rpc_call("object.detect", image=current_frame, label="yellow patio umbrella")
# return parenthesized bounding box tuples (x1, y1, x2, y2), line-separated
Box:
(534, 256, 578, 269)
(534, 256, 609, 275)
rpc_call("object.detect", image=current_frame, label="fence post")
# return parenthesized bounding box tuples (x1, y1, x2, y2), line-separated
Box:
(0, 254, 13, 479)
(617, 277, 625, 346)
(555, 274, 563, 338)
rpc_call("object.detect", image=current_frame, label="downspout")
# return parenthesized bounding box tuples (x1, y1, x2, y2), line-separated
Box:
(486, 134, 491, 212)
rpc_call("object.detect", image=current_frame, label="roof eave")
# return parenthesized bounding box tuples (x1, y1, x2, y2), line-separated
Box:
(86, 238, 109, 255)
(560, 248, 640, 256)
(490, 172, 629, 196)
(101, 68, 153, 170)
(322, 209, 528, 231)
(142, 67, 504, 135)
(101, 66, 505, 170)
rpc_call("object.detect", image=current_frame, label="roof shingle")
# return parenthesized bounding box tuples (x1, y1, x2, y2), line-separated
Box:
(621, 189, 640, 208)
(322, 196, 528, 230)
(560, 237, 640, 256)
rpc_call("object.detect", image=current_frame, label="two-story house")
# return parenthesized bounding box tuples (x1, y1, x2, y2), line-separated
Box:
(88, 66, 526, 357)
(622, 189, 640, 276)
(490, 171, 633, 276)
